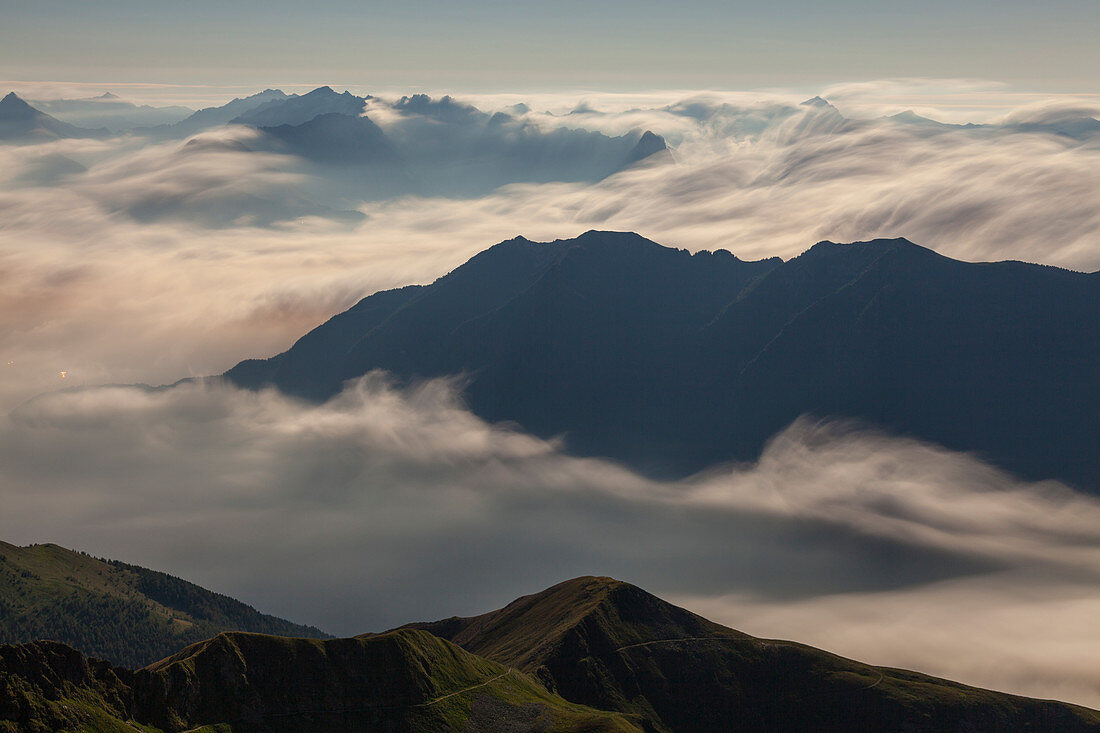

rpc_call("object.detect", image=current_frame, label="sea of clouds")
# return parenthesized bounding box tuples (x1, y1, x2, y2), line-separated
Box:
(1, 79, 1098, 706)
(1, 377, 1098, 706)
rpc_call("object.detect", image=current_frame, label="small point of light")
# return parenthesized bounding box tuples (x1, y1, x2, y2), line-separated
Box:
(59, 371, 68, 379)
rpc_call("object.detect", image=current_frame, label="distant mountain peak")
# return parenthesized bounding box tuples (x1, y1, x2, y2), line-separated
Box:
(806, 236, 918, 252)
(1, 93, 108, 139)
(625, 129, 668, 165)
(96, 92, 120, 100)
(800, 95, 836, 109)
(0, 91, 33, 112)
(302, 85, 361, 100)
(568, 229, 670, 253)
(890, 109, 923, 120)
(575, 229, 652, 242)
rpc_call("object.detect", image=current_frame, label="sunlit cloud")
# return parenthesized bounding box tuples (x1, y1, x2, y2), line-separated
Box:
(1, 85, 1097, 416)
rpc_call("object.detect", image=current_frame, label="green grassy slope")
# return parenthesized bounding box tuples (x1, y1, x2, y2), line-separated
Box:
(137, 629, 640, 732)
(403, 577, 1100, 733)
(0, 630, 641, 732)
(0, 541, 327, 668)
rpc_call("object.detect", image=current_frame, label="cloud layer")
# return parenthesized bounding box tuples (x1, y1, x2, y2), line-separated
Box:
(1, 377, 1099, 706)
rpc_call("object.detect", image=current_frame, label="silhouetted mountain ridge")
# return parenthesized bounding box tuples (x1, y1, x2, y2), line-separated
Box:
(0, 92, 108, 141)
(225, 231, 1099, 490)
(232, 86, 369, 127)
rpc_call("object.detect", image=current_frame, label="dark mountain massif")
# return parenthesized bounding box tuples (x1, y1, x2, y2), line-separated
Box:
(0, 93, 107, 142)
(0, 541, 327, 669)
(2, 574, 1097, 732)
(226, 231, 1100, 490)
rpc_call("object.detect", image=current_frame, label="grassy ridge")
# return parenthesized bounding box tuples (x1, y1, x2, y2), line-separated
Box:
(0, 541, 327, 668)
(404, 577, 1100, 732)
(3, 567, 1098, 731)
(0, 630, 640, 732)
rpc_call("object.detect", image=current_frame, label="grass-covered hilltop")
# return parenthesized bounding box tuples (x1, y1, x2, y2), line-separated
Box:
(404, 576, 1100, 732)
(0, 541, 327, 668)
(1, 549, 1098, 732)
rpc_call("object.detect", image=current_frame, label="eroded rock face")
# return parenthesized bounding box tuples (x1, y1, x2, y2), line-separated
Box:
(0, 640, 135, 730)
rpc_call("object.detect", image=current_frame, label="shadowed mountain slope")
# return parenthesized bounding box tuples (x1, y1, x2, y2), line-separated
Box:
(142, 88, 289, 137)
(259, 111, 399, 164)
(232, 86, 368, 128)
(0, 541, 327, 669)
(225, 231, 1099, 489)
(402, 577, 1100, 732)
(0, 92, 107, 142)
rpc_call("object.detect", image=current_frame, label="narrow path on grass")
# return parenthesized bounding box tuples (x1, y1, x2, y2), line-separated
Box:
(614, 636, 722, 653)
(416, 669, 512, 707)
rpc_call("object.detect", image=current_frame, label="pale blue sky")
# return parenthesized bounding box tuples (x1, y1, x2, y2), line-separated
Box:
(1, 0, 1097, 92)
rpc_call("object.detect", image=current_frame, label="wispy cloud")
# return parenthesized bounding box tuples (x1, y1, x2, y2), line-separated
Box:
(1, 85, 1096, 417)
(0, 377, 1097, 705)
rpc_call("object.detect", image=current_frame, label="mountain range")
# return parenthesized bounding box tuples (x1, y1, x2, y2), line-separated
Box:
(225, 231, 1100, 491)
(27, 92, 192, 131)
(239, 88, 668, 198)
(2, 88, 668, 204)
(1, 554, 1097, 732)
(8, 86, 1098, 147)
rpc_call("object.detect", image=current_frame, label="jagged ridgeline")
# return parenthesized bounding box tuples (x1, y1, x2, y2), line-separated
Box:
(225, 231, 1100, 491)
(0, 541, 327, 668)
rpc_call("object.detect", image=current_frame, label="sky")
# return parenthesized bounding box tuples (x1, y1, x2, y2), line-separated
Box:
(1, 0, 1098, 98)
(1, 0, 1099, 712)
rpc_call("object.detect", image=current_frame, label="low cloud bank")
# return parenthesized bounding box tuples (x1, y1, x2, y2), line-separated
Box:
(1, 377, 1098, 706)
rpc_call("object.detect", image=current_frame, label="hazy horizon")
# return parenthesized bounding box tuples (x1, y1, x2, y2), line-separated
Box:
(4, 0, 1099, 93)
